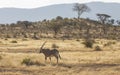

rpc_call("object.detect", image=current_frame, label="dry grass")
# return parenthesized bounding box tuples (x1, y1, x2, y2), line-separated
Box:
(0, 38, 120, 75)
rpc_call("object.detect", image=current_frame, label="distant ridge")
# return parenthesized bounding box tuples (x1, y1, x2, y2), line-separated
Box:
(0, 2, 120, 24)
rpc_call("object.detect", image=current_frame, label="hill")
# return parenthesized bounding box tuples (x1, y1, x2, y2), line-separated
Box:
(0, 18, 120, 40)
(0, 2, 120, 24)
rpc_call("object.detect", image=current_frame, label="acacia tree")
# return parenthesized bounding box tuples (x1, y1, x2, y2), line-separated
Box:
(96, 14, 111, 24)
(73, 3, 91, 19)
(116, 20, 120, 25)
(96, 14, 111, 36)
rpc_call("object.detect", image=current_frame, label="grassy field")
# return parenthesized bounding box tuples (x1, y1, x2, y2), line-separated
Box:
(0, 38, 120, 75)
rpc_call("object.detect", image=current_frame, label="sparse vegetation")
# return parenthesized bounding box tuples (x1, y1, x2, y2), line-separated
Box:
(0, 39, 119, 75)
(0, 18, 120, 40)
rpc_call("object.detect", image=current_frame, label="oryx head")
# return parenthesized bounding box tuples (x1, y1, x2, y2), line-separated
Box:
(39, 41, 47, 53)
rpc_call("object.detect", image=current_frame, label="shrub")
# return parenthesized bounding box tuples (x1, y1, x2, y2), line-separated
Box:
(76, 39, 80, 41)
(52, 44, 59, 48)
(4, 38, 8, 40)
(6, 34, 11, 38)
(82, 39, 94, 48)
(10, 40, 17, 43)
(0, 55, 2, 60)
(21, 58, 45, 66)
(94, 46, 102, 51)
(22, 38, 28, 41)
(21, 58, 33, 66)
(0, 41, 2, 43)
(104, 41, 116, 47)
(33, 61, 46, 66)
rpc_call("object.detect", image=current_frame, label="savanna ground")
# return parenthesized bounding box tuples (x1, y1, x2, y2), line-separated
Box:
(0, 38, 120, 75)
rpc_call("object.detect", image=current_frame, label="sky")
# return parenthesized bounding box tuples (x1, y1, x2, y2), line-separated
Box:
(0, 0, 120, 8)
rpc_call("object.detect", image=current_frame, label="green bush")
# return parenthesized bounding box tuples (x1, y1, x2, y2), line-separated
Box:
(21, 58, 33, 66)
